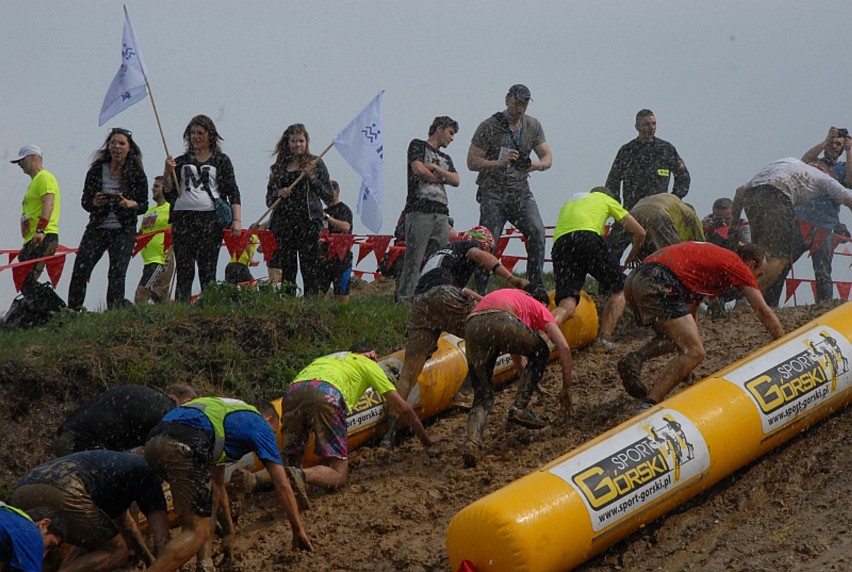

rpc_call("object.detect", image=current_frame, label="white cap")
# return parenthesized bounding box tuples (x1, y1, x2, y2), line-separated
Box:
(10, 144, 42, 163)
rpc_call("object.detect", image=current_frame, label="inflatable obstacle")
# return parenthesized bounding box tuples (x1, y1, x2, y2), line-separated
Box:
(236, 290, 598, 473)
(446, 302, 852, 571)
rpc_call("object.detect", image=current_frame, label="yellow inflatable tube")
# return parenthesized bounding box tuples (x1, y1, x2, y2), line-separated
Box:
(446, 302, 852, 571)
(256, 291, 598, 469)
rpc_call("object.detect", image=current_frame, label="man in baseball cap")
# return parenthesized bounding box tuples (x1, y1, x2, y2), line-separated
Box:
(11, 144, 61, 296)
(10, 144, 43, 164)
(506, 84, 532, 101)
(467, 84, 551, 295)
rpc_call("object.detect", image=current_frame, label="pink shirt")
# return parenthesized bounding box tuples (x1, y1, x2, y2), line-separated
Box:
(470, 289, 556, 332)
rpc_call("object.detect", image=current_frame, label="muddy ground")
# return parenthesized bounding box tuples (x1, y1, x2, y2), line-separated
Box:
(1, 299, 849, 571)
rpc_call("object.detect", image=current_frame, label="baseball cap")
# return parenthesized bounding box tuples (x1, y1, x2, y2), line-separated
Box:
(507, 84, 532, 101)
(10, 144, 42, 163)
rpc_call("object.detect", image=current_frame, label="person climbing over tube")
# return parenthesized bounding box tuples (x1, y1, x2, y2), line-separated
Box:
(462, 286, 574, 468)
(379, 227, 529, 451)
(619, 242, 784, 410)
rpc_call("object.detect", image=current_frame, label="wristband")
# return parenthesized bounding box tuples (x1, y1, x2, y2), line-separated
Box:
(37, 217, 49, 231)
(491, 261, 502, 273)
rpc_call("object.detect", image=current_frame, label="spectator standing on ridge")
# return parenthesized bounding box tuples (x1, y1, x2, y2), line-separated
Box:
(54, 383, 198, 455)
(10, 144, 61, 297)
(468, 84, 552, 294)
(321, 180, 355, 301)
(68, 128, 148, 310)
(266, 123, 333, 295)
(0, 504, 65, 572)
(163, 114, 243, 302)
(135, 176, 174, 304)
(396, 116, 461, 303)
(550, 187, 645, 350)
(605, 109, 690, 258)
(702, 197, 751, 249)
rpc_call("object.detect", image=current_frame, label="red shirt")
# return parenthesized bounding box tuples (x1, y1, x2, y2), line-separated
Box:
(644, 242, 758, 297)
(470, 288, 556, 332)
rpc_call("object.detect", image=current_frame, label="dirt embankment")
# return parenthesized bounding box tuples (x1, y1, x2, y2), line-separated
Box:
(1, 300, 849, 571)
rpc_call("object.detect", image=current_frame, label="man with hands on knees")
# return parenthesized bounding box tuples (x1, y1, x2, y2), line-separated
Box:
(462, 286, 573, 468)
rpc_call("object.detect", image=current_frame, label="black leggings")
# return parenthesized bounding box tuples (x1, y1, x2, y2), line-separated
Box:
(464, 311, 550, 443)
(272, 223, 323, 296)
(67, 226, 136, 309)
(171, 210, 221, 302)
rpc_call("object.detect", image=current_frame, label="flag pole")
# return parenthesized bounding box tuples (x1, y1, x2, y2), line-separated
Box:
(123, 4, 180, 195)
(251, 141, 335, 229)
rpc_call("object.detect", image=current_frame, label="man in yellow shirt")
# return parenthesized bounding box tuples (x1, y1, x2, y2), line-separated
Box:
(135, 177, 174, 304)
(551, 186, 645, 349)
(10, 145, 61, 296)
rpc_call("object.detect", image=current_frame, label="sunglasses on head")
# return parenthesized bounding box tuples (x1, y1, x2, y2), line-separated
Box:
(110, 127, 133, 138)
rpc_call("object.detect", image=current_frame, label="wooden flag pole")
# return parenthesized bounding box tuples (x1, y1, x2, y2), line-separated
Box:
(251, 141, 335, 229)
(123, 4, 180, 195)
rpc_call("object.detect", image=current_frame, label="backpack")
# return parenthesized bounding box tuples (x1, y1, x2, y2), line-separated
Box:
(4, 282, 67, 330)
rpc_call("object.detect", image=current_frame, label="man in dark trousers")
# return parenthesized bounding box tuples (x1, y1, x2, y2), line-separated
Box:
(54, 383, 198, 455)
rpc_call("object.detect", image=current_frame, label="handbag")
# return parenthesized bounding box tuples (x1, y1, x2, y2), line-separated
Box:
(204, 187, 233, 228)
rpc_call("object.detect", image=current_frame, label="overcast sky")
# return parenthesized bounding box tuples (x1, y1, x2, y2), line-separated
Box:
(3, 0, 852, 309)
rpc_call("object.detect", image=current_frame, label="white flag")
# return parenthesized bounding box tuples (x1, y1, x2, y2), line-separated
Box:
(99, 12, 149, 126)
(333, 91, 384, 233)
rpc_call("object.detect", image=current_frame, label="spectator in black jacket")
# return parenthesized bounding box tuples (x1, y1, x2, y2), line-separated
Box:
(67, 128, 148, 309)
(605, 109, 690, 259)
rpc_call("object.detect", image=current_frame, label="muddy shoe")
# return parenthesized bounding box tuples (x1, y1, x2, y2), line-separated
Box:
(593, 337, 617, 351)
(618, 352, 648, 398)
(284, 466, 311, 511)
(452, 391, 473, 410)
(507, 406, 547, 430)
(229, 468, 258, 493)
(462, 440, 481, 468)
(633, 398, 657, 413)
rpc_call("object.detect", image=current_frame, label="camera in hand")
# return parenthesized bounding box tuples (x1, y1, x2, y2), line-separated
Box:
(838, 128, 849, 138)
(513, 155, 532, 171)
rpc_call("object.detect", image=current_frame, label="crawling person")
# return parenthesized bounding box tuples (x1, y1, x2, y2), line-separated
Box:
(12, 450, 169, 572)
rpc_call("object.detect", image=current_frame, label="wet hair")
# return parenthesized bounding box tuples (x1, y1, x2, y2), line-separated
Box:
(635, 109, 655, 123)
(523, 283, 551, 306)
(252, 400, 279, 422)
(153, 175, 164, 183)
(590, 186, 614, 198)
(166, 382, 199, 402)
(25, 507, 66, 540)
(349, 341, 375, 354)
(428, 116, 459, 136)
(90, 128, 144, 190)
(271, 123, 314, 179)
(182, 114, 223, 154)
(736, 243, 766, 267)
(712, 197, 733, 210)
